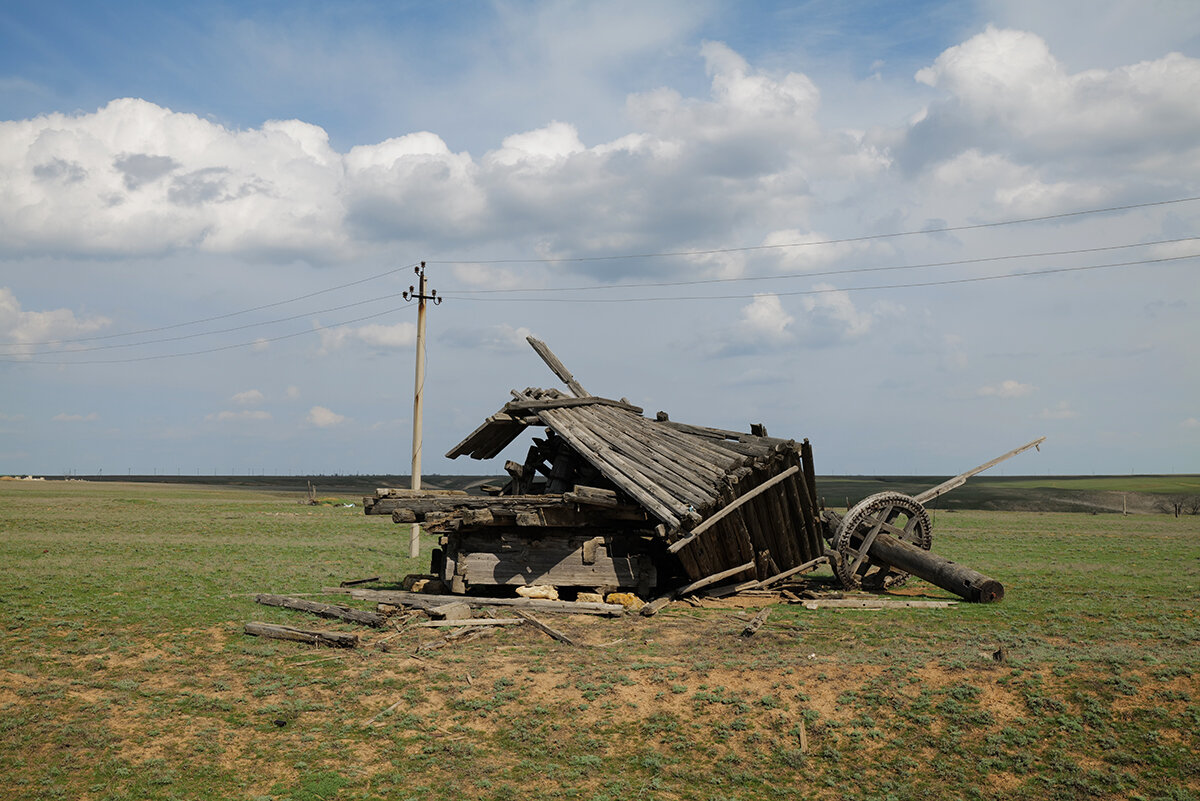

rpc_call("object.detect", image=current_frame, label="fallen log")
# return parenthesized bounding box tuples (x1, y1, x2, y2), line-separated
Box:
(255, 594, 384, 627)
(243, 622, 359, 648)
(417, 618, 523, 628)
(740, 608, 770, 637)
(514, 610, 580, 646)
(345, 589, 626, 616)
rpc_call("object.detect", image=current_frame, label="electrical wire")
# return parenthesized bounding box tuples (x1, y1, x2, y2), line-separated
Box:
(0, 262, 422, 347)
(445, 236, 1200, 295)
(1, 303, 413, 365)
(441, 253, 1200, 303)
(429, 195, 1200, 265)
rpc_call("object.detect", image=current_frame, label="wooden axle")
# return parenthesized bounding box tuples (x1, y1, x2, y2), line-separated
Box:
(861, 532, 1005, 603)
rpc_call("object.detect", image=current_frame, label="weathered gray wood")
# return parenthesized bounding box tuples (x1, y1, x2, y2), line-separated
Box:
(338, 576, 381, 588)
(563, 485, 620, 507)
(676, 560, 756, 596)
(866, 533, 1005, 603)
(914, 436, 1046, 504)
(741, 608, 770, 636)
(669, 466, 800, 554)
(457, 549, 656, 590)
(639, 595, 673, 617)
(348, 589, 627, 616)
(417, 618, 524, 627)
(514, 610, 580, 646)
(243, 622, 359, 648)
(526, 336, 589, 397)
(506, 396, 643, 414)
(755, 556, 828, 589)
(429, 601, 472, 620)
(798, 599, 958, 609)
(254, 594, 384, 627)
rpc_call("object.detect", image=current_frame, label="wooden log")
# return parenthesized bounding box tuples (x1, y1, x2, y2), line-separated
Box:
(514, 610, 580, 646)
(526, 336, 589, 397)
(505, 396, 643, 414)
(669, 467, 800, 553)
(346, 590, 627, 616)
(243, 622, 359, 648)
(339, 576, 381, 588)
(254, 594, 384, 627)
(740, 608, 770, 637)
(563, 485, 620, 507)
(640, 595, 673, 617)
(429, 601, 472, 620)
(866, 533, 1005, 603)
(798, 599, 958, 609)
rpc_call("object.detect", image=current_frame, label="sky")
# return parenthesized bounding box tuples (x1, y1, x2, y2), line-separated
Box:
(1, 0, 1198, 478)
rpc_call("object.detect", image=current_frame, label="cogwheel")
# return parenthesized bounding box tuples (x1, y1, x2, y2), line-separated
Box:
(833, 492, 932, 591)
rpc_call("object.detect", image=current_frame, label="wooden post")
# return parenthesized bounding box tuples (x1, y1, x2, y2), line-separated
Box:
(404, 263, 440, 559)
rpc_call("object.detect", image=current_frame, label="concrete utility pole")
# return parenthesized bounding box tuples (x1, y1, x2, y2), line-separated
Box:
(403, 263, 440, 558)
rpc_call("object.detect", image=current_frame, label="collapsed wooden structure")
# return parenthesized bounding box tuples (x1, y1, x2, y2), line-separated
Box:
(365, 337, 828, 598)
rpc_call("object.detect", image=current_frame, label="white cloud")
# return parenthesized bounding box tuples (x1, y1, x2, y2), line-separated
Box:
(800, 284, 886, 342)
(205, 410, 271, 423)
(232, 389, 264, 406)
(307, 405, 346, 427)
(0, 287, 110, 359)
(978, 380, 1035, 398)
(1039, 401, 1078, 420)
(318, 321, 415, 353)
(738, 294, 793, 343)
(1183, 417, 1200, 429)
(52, 412, 99, 422)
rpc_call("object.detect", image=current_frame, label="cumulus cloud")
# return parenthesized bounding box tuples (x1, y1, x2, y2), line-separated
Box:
(318, 321, 415, 353)
(799, 284, 898, 344)
(205, 410, 271, 423)
(978, 380, 1035, 398)
(307, 406, 346, 427)
(903, 26, 1200, 182)
(231, 389, 264, 406)
(0, 287, 110, 359)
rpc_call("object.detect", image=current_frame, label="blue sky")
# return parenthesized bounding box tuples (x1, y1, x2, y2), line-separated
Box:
(1, 0, 1198, 477)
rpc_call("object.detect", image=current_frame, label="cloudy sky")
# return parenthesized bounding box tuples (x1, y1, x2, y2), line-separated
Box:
(1, 0, 1198, 478)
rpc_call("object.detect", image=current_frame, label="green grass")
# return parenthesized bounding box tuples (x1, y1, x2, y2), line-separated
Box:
(1, 480, 1198, 800)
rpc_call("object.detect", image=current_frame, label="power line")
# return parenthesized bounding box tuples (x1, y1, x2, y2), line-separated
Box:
(430, 195, 1200, 266)
(0, 262, 422, 347)
(0, 304, 414, 365)
(2, 290, 414, 356)
(441, 253, 1200, 303)
(446, 236, 1200, 295)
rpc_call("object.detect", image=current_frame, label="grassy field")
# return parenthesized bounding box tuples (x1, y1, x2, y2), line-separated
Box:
(1, 480, 1198, 801)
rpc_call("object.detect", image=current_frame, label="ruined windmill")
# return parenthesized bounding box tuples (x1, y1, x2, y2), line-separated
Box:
(365, 337, 1042, 604)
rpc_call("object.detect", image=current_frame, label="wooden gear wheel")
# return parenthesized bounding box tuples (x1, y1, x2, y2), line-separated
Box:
(833, 491, 933, 590)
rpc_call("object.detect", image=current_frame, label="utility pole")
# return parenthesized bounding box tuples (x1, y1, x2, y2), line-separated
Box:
(403, 262, 440, 558)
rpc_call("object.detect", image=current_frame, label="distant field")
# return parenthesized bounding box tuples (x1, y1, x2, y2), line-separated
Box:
(9, 473, 1199, 514)
(1, 479, 1197, 800)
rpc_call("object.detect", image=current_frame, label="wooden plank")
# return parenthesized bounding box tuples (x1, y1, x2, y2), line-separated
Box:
(639, 595, 673, 617)
(526, 336, 589, 397)
(799, 599, 958, 609)
(514, 610, 580, 646)
(676, 560, 756, 596)
(347, 590, 627, 616)
(755, 556, 829, 589)
(254, 594, 385, 627)
(338, 576, 381, 588)
(669, 466, 799, 553)
(417, 618, 524, 627)
(741, 608, 770, 637)
(243, 622, 359, 648)
(505, 396, 643, 414)
(914, 436, 1046, 504)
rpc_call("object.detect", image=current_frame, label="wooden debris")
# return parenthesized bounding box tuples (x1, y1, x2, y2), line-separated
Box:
(347, 589, 626, 617)
(740, 608, 771, 637)
(514, 610, 580, 646)
(417, 618, 523, 627)
(798, 599, 958, 610)
(428, 601, 472, 621)
(243, 622, 358, 648)
(338, 576, 381, 588)
(255, 594, 384, 628)
(363, 699, 405, 726)
(640, 595, 673, 617)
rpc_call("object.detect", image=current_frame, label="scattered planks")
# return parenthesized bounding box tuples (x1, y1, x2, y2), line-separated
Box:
(255, 593, 385, 627)
(740, 607, 771, 637)
(345, 589, 627, 617)
(244, 622, 359, 648)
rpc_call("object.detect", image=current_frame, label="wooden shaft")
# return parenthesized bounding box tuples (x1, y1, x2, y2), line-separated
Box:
(867, 533, 1005, 603)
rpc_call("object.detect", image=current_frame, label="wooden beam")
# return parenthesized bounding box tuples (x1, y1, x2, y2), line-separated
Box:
(754, 556, 829, 589)
(514, 610, 580, 646)
(668, 466, 800, 554)
(526, 336, 589, 398)
(675, 560, 756, 596)
(243, 622, 359, 648)
(254, 594, 384, 627)
(914, 436, 1046, 504)
(417, 618, 524, 627)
